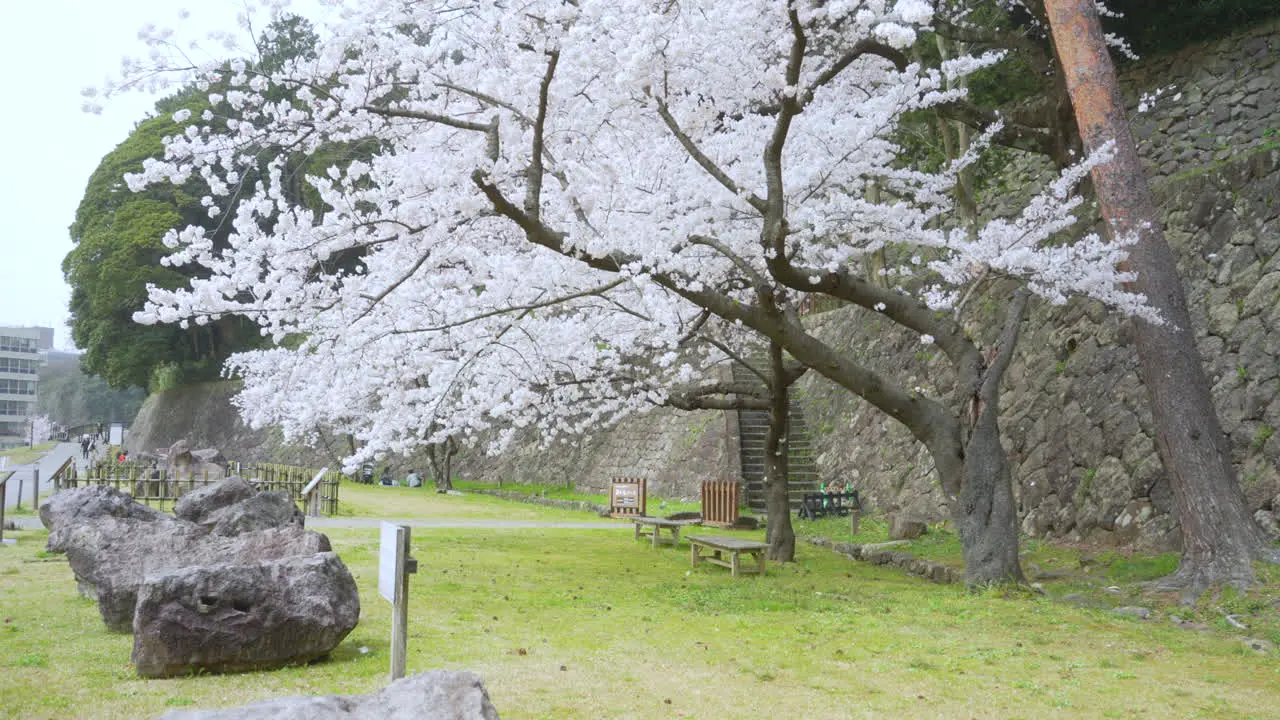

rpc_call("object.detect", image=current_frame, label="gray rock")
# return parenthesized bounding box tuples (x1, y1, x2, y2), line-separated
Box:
(40, 485, 171, 552)
(1253, 509, 1280, 539)
(888, 516, 927, 540)
(155, 670, 500, 719)
(210, 491, 305, 536)
(190, 448, 228, 468)
(1113, 606, 1152, 620)
(132, 552, 360, 678)
(174, 477, 257, 525)
(1241, 637, 1276, 655)
(62, 518, 331, 632)
(166, 439, 193, 468)
(166, 439, 227, 484)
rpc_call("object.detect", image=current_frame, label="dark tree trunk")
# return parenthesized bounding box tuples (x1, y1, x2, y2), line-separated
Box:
(441, 439, 454, 492)
(763, 342, 796, 562)
(951, 407, 1026, 585)
(427, 436, 456, 492)
(1045, 0, 1280, 596)
(927, 290, 1031, 586)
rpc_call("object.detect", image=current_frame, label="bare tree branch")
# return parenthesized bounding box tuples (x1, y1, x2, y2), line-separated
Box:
(653, 96, 768, 214)
(390, 278, 627, 334)
(525, 50, 559, 220)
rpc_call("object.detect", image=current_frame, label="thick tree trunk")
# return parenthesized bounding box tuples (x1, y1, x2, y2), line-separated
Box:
(764, 342, 796, 561)
(427, 437, 456, 492)
(1045, 0, 1280, 596)
(952, 410, 1026, 585)
(440, 438, 455, 492)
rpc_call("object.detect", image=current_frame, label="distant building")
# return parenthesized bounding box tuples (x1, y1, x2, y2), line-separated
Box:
(0, 326, 53, 448)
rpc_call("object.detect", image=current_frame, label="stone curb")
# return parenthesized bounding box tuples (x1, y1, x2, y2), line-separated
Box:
(807, 536, 962, 584)
(469, 489, 609, 516)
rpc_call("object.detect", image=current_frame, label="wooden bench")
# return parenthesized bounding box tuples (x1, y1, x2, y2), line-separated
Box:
(633, 516, 701, 547)
(797, 490, 860, 520)
(687, 535, 768, 576)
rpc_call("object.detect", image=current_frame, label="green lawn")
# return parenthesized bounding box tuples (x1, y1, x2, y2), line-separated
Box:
(0, 442, 56, 467)
(452, 479, 704, 515)
(2, 500, 1279, 719)
(336, 481, 613, 523)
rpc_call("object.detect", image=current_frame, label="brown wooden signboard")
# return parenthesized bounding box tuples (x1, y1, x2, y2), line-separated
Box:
(609, 477, 647, 518)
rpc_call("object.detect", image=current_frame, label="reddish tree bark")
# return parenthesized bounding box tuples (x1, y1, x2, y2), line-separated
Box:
(1045, 0, 1280, 596)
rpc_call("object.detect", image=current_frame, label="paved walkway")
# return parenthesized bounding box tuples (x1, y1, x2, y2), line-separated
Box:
(2, 441, 84, 511)
(9, 509, 628, 532)
(308, 517, 625, 530)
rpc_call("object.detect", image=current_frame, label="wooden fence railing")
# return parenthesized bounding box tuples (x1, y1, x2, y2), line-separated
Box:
(245, 463, 343, 516)
(60, 461, 344, 516)
(49, 456, 76, 492)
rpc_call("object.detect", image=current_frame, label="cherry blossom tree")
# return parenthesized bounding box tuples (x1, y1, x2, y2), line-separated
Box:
(30, 415, 60, 445)
(116, 0, 1150, 584)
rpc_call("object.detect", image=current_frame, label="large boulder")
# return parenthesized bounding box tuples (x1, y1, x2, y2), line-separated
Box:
(174, 477, 257, 525)
(156, 670, 500, 719)
(40, 485, 170, 552)
(166, 440, 227, 484)
(62, 518, 331, 632)
(132, 552, 361, 678)
(888, 515, 928, 540)
(190, 448, 228, 468)
(166, 439, 193, 467)
(210, 491, 305, 536)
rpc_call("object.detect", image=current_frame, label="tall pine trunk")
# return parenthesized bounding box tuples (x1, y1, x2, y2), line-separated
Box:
(1045, 0, 1280, 595)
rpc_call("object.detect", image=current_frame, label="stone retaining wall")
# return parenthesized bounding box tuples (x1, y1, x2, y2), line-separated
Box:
(799, 20, 1280, 552)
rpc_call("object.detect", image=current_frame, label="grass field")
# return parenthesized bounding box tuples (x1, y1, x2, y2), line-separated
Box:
(336, 481, 613, 523)
(2, 493, 1279, 719)
(0, 442, 56, 467)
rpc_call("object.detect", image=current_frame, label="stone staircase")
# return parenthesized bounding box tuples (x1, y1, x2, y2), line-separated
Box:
(730, 361, 822, 513)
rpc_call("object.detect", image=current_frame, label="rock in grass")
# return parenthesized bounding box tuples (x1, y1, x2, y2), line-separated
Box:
(1241, 637, 1276, 655)
(173, 477, 257, 526)
(209, 491, 305, 536)
(155, 670, 499, 719)
(888, 515, 927, 540)
(133, 552, 360, 678)
(63, 518, 331, 632)
(1112, 606, 1152, 620)
(40, 485, 170, 552)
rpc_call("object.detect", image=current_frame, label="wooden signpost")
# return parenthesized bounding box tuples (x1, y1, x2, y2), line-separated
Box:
(300, 468, 328, 518)
(378, 522, 418, 681)
(609, 477, 647, 518)
(0, 468, 12, 545)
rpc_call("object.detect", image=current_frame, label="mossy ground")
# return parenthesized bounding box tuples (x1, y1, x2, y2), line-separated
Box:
(2, 493, 1278, 719)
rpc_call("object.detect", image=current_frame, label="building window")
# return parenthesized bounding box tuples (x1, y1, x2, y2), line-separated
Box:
(0, 379, 35, 395)
(0, 358, 38, 374)
(0, 336, 38, 353)
(0, 400, 32, 416)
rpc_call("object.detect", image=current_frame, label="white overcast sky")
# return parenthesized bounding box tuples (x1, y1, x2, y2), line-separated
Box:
(0, 1, 326, 350)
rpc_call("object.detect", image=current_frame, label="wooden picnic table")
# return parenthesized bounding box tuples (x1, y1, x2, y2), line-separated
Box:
(687, 535, 768, 576)
(633, 516, 701, 547)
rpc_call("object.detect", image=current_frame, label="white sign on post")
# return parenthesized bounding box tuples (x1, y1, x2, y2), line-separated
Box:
(378, 522, 406, 603)
(378, 521, 413, 680)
